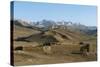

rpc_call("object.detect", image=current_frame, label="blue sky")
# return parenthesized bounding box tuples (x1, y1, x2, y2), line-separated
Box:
(12, 1, 97, 26)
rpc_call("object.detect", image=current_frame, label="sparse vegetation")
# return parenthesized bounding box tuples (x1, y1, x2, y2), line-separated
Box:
(12, 20, 97, 66)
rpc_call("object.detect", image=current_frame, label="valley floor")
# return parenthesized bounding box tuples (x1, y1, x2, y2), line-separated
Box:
(13, 40, 97, 66)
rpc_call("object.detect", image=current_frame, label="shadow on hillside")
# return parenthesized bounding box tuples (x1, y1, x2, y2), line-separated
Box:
(14, 32, 59, 44)
(14, 32, 42, 42)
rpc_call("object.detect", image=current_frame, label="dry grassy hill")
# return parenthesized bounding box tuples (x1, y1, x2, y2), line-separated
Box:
(12, 23, 97, 66)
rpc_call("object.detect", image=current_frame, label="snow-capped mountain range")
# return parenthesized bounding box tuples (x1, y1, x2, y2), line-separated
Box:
(13, 19, 97, 35)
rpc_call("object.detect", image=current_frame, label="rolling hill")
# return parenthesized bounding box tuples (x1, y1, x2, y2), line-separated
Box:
(12, 19, 97, 66)
(13, 19, 97, 43)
